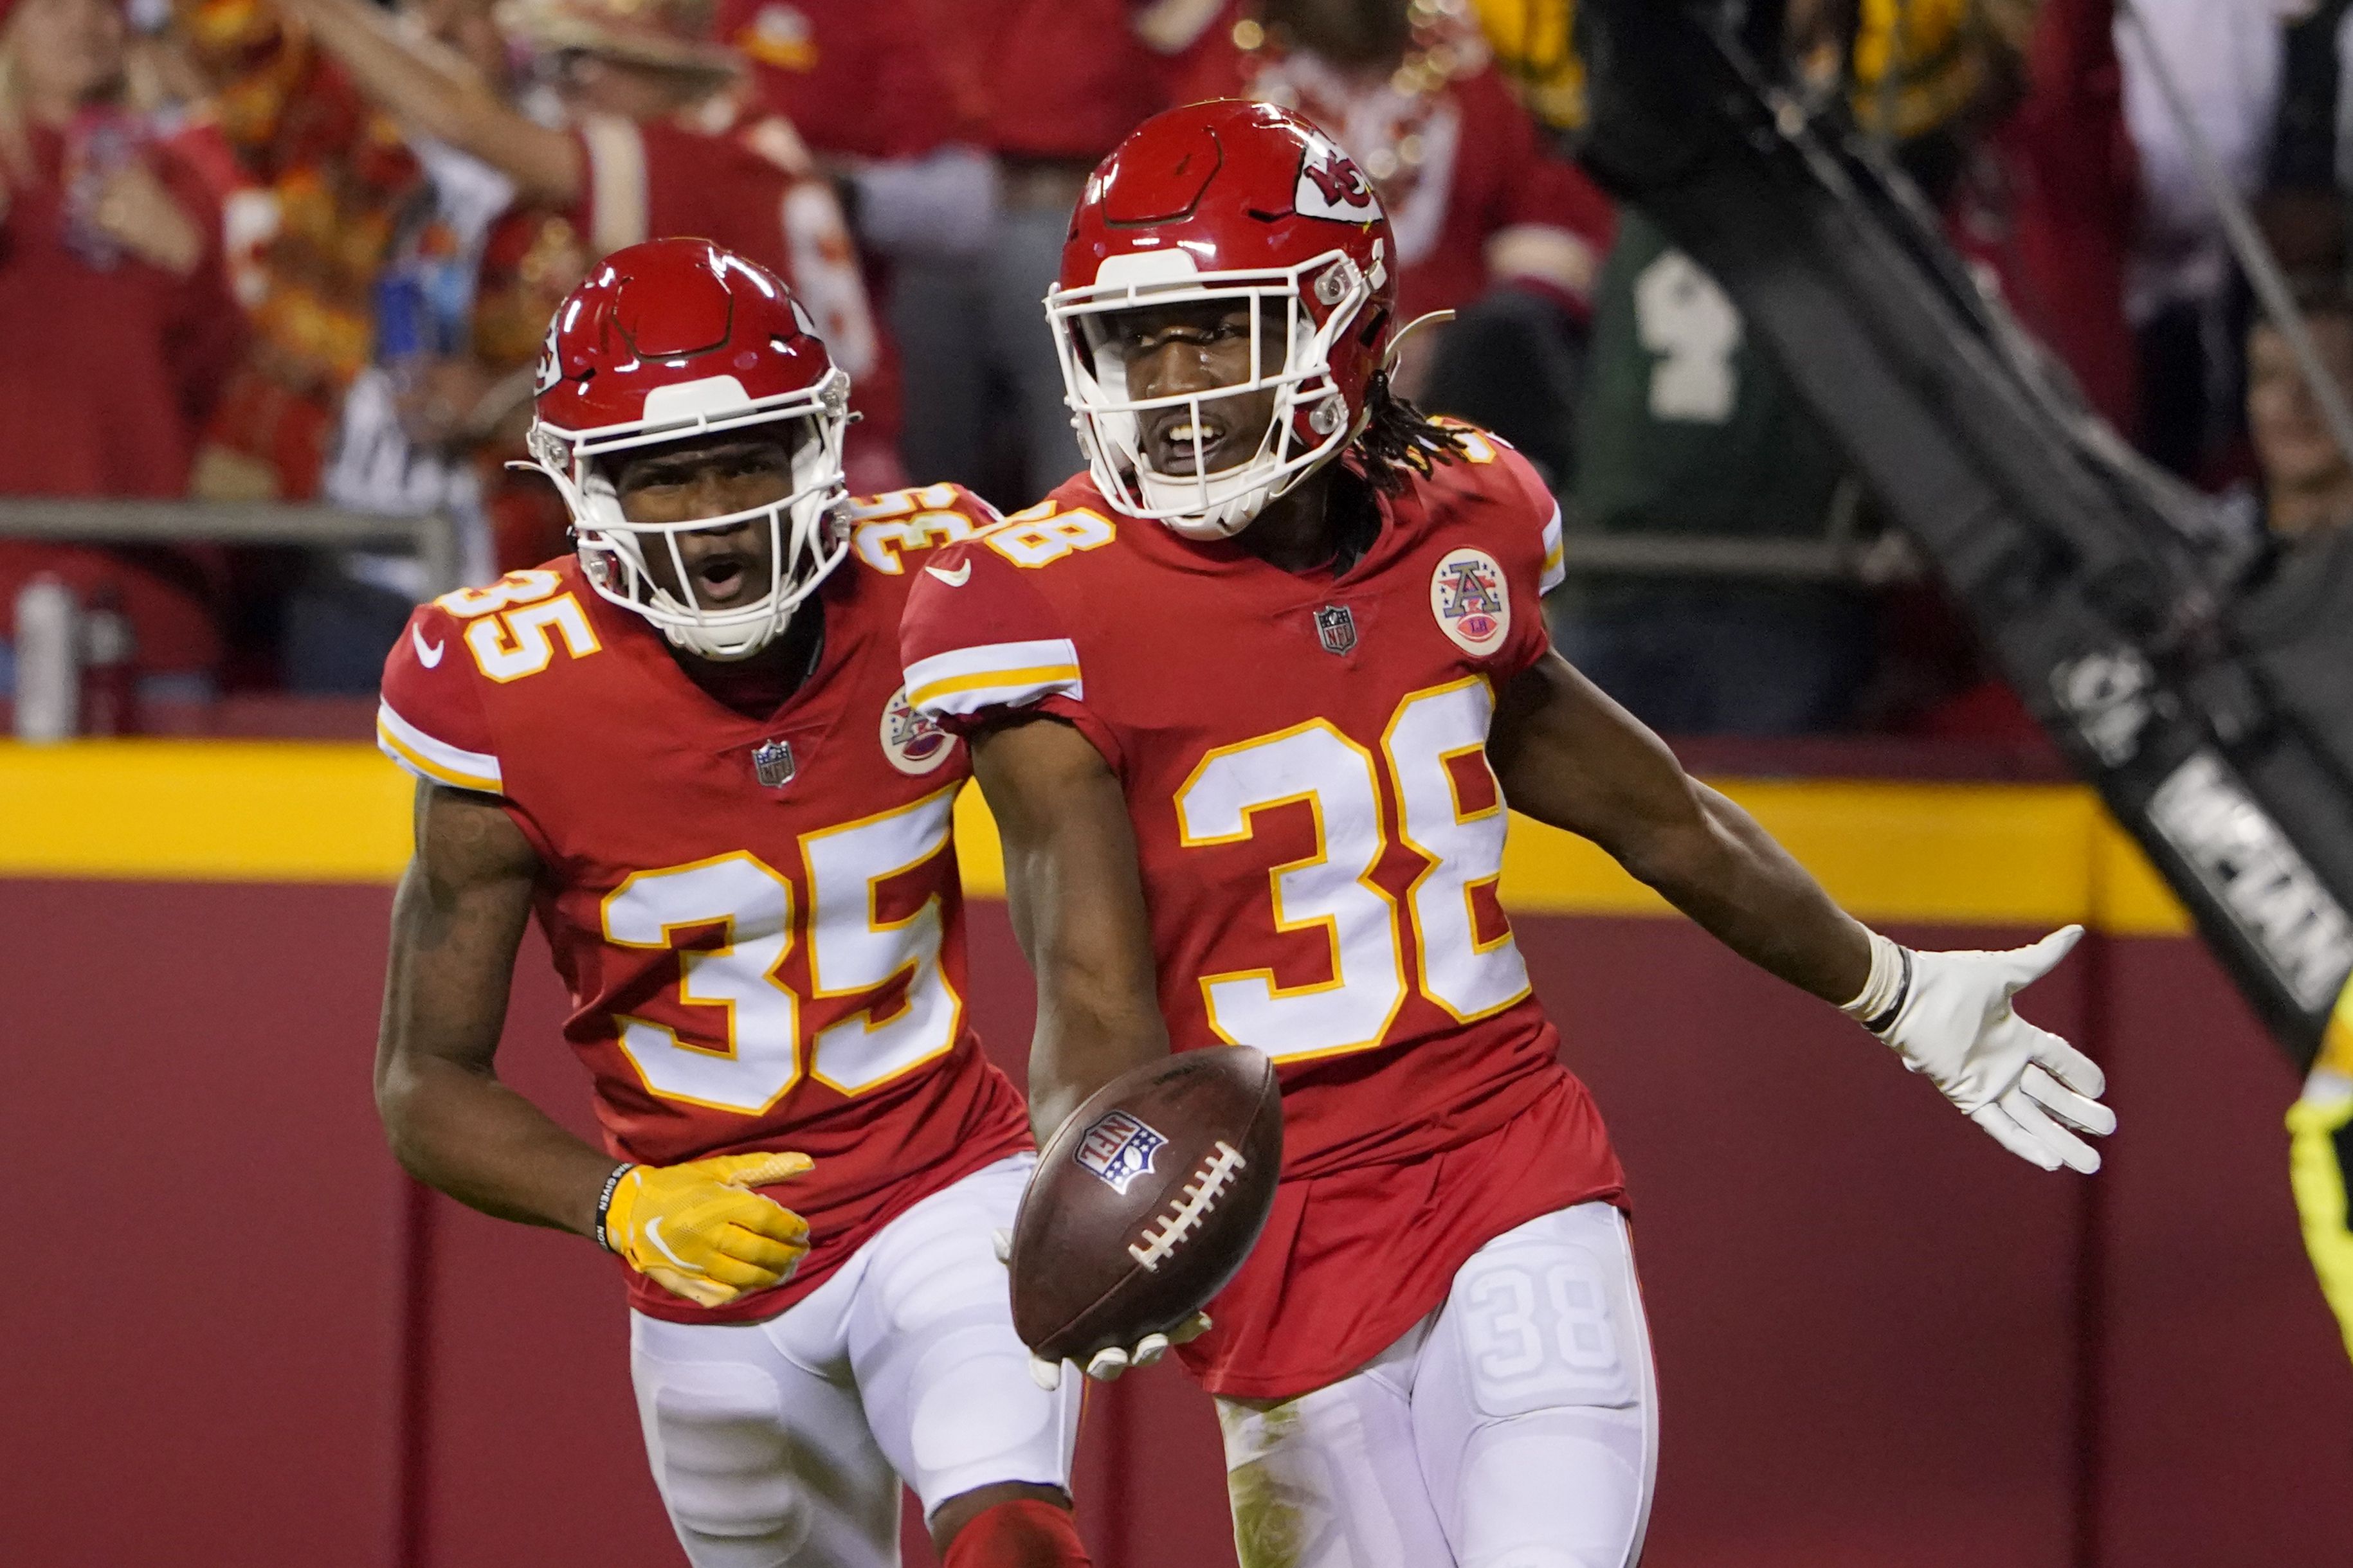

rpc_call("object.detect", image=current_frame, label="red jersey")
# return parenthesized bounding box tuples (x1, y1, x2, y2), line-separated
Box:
(900, 433, 1626, 1398)
(377, 485, 1031, 1325)
(719, 0, 959, 159)
(1163, 13, 1615, 319)
(0, 122, 243, 679)
(920, 0, 1163, 161)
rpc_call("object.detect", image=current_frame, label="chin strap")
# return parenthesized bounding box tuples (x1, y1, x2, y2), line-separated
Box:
(1383, 309, 1457, 372)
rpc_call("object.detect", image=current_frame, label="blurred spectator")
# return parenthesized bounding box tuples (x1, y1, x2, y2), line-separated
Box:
(891, 0, 1165, 503)
(714, 0, 993, 506)
(1556, 0, 2138, 739)
(0, 0, 245, 703)
(272, 0, 904, 487)
(1959, 0, 2140, 435)
(2115, 0, 2288, 480)
(175, 0, 423, 503)
(1560, 210, 1875, 736)
(302, 0, 549, 691)
(2243, 284, 2353, 541)
(2259, 0, 2352, 276)
(1466, 0, 1580, 132)
(1160, 0, 1617, 482)
(718, 0, 994, 274)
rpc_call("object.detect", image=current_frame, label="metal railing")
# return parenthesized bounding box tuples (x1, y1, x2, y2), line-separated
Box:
(0, 499, 465, 595)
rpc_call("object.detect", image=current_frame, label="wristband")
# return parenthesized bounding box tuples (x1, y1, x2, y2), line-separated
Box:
(1840, 928, 1914, 1036)
(593, 1162, 637, 1253)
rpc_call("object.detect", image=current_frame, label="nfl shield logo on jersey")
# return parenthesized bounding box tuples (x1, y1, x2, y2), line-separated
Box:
(751, 739, 796, 788)
(1314, 604, 1358, 656)
(1430, 548, 1511, 654)
(1073, 1110, 1168, 1196)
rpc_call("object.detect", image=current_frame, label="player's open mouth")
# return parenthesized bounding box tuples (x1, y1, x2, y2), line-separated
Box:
(691, 552, 750, 606)
(1147, 411, 1234, 476)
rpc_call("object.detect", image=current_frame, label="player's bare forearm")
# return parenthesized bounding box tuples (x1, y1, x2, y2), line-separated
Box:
(1491, 652, 1872, 1004)
(376, 782, 615, 1236)
(969, 716, 1170, 1141)
(269, 0, 583, 204)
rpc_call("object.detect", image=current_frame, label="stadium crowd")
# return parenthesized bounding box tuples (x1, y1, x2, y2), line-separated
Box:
(3, 0, 2352, 734)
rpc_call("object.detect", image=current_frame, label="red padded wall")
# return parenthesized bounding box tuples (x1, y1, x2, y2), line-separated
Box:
(2089, 939, 2353, 1565)
(8, 879, 2350, 1567)
(4, 881, 410, 1568)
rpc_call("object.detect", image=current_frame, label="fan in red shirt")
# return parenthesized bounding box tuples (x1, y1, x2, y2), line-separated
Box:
(1154, 0, 1614, 477)
(902, 101, 2115, 1565)
(373, 239, 1089, 1567)
(885, 0, 1170, 503)
(275, 0, 907, 491)
(0, 0, 245, 699)
(1161, 0, 1614, 329)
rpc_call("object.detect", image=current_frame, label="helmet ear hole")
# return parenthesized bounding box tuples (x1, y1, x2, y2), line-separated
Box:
(1356, 308, 1392, 350)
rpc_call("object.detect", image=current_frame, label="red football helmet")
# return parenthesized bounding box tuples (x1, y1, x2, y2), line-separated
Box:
(526, 237, 850, 660)
(1049, 99, 1397, 539)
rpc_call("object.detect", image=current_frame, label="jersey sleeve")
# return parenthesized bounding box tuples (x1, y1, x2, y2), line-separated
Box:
(1484, 434, 1567, 676)
(900, 537, 1083, 720)
(898, 532, 1123, 769)
(377, 600, 504, 796)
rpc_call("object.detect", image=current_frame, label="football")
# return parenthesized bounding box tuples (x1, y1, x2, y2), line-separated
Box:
(1008, 1048, 1284, 1365)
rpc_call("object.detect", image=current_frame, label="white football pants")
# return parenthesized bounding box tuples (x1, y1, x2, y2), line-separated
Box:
(1218, 1202, 1658, 1568)
(628, 1155, 1082, 1568)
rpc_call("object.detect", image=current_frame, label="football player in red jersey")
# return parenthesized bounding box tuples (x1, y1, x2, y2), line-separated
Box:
(900, 101, 2118, 1565)
(373, 239, 1092, 1568)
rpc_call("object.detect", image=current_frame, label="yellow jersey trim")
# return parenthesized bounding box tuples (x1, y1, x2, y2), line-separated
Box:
(906, 664, 1085, 710)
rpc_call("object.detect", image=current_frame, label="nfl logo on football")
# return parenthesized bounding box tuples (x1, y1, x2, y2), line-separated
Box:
(1073, 1110, 1168, 1196)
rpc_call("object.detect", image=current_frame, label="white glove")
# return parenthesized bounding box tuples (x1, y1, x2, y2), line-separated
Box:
(992, 1229, 1212, 1391)
(1844, 924, 2116, 1173)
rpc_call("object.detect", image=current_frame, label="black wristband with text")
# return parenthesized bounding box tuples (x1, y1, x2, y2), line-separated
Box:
(593, 1163, 638, 1253)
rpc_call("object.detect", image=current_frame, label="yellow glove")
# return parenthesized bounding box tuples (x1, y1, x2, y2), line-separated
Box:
(598, 1151, 814, 1309)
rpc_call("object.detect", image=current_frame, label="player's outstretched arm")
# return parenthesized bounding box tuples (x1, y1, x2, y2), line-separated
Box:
(1490, 651, 2116, 1173)
(969, 715, 1170, 1145)
(376, 780, 617, 1234)
(269, 0, 585, 206)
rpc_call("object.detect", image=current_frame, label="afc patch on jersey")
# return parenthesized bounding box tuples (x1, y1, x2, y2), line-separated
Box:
(880, 685, 956, 775)
(1431, 547, 1511, 655)
(1073, 1110, 1168, 1196)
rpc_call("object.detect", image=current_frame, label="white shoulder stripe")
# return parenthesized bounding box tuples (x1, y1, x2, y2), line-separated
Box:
(1540, 500, 1566, 596)
(376, 701, 504, 794)
(905, 639, 1084, 718)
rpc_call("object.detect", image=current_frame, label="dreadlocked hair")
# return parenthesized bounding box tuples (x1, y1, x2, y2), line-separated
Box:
(1353, 371, 1470, 495)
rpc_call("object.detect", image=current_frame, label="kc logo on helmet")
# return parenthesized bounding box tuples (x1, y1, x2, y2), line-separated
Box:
(1295, 139, 1382, 224)
(1073, 1110, 1168, 1196)
(532, 321, 563, 395)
